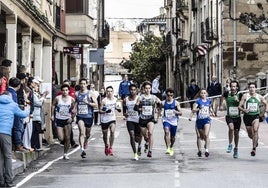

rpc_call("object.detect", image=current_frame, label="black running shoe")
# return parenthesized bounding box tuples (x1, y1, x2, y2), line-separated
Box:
(205, 152, 209, 157)
(197, 151, 202, 157)
(81, 151, 86, 158)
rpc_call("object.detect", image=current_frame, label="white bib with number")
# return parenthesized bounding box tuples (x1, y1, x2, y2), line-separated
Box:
(229, 107, 239, 116)
(142, 106, 153, 116)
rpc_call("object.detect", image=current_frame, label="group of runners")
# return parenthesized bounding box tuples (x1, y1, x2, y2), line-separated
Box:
(51, 79, 182, 160)
(189, 81, 268, 158)
(51, 78, 268, 161)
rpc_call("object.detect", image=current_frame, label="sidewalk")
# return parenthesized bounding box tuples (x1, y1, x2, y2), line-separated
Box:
(12, 147, 50, 177)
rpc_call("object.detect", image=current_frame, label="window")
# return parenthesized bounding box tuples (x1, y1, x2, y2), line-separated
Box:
(66, 0, 84, 13)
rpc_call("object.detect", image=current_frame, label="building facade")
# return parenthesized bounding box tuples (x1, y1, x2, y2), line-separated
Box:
(0, 0, 109, 142)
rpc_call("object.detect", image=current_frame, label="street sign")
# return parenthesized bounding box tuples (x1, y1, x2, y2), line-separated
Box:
(63, 47, 82, 54)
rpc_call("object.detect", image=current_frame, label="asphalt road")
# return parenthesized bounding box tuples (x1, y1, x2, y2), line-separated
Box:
(13, 108, 268, 188)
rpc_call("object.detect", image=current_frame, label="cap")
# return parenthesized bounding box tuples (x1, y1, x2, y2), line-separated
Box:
(34, 76, 43, 83)
(32, 79, 40, 84)
(1, 59, 12, 67)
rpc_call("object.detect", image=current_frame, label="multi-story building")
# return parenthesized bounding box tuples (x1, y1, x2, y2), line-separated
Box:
(165, 0, 268, 103)
(0, 0, 109, 142)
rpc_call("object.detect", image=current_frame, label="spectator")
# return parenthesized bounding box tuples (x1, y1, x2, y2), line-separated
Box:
(118, 74, 131, 99)
(186, 79, 200, 110)
(207, 76, 222, 116)
(152, 73, 161, 99)
(7, 77, 25, 152)
(90, 83, 100, 125)
(51, 77, 58, 139)
(0, 59, 12, 94)
(0, 91, 29, 187)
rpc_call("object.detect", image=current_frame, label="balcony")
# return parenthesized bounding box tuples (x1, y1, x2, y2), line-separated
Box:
(176, 0, 189, 19)
(65, 14, 97, 44)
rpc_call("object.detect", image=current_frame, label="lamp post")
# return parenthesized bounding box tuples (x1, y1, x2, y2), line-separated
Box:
(233, 0, 237, 80)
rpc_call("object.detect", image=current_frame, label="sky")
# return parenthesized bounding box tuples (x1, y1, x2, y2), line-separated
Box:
(105, 0, 164, 31)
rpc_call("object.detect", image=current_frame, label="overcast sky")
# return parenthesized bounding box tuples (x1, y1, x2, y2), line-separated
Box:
(105, 0, 164, 31)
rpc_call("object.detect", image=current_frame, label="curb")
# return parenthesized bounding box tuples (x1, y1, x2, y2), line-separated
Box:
(12, 148, 50, 177)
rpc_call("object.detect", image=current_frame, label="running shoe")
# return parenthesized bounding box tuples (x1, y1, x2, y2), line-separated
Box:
(144, 143, 149, 153)
(169, 147, 174, 156)
(83, 138, 88, 149)
(109, 148, 114, 156)
(251, 149, 256, 156)
(226, 144, 232, 153)
(197, 151, 202, 157)
(63, 154, 69, 160)
(81, 151, 86, 158)
(137, 146, 142, 156)
(205, 151, 209, 157)
(133, 153, 139, 161)
(104, 146, 109, 156)
(165, 147, 171, 154)
(233, 148, 238, 159)
(147, 151, 152, 158)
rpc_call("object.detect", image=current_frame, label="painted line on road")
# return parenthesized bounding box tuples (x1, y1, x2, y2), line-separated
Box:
(174, 160, 180, 188)
(16, 147, 80, 187)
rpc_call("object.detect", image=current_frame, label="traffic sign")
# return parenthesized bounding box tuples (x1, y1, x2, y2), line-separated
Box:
(63, 47, 82, 54)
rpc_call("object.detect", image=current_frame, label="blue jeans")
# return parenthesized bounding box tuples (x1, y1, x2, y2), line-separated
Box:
(12, 117, 24, 146)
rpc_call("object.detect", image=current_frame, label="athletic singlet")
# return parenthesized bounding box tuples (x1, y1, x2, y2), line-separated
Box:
(244, 93, 261, 115)
(76, 91, 93, 118)
(140, 94, 155, 120)
(162, 99, 178, 126)
(101, 97, 117, 123)
(225, 92, 241, 118)
(196, 98, 211, 120)
(126, 96, 139, 123)
(55, 96, 72, 120)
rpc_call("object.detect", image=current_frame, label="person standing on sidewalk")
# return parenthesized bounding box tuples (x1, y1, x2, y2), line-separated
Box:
(189, 88, 213, 157)
(238, 82, 268, 157)
(207, 76, 222, 116)
(134, 81, 161, 158)
(219, 80, 243, 158)
(186, 79, 200, 110)
(51, 84, 75, 160)
(75, 78, 98, 158)
(118, 74, 131, 100)
(100, 86, 121, 156)
(161, 88, 182, 156)
(152, 73, 161, 99)
(122, 84, 141, 160)
(0, 92, 29, 187)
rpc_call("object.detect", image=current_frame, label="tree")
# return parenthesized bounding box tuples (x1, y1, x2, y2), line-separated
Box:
(121, 33, 166, 88)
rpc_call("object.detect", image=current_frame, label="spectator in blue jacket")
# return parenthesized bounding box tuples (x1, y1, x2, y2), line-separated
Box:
(0, 92, 29, 187)
(118, 74, 131, 99)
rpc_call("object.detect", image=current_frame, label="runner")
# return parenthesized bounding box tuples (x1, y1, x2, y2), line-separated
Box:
(238, 82, 268, 156)
(134, 81, 161, 158)
(122, 84, 141, 160)
(51, 84, 75, 160)
(189, 88, 213, 157)
(219, 80, 243, 158)
(99, 86, 121, 156)
(161, 88, 182, 156)
(75, 78, 98, 158)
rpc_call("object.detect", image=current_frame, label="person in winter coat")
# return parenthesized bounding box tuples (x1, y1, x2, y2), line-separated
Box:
(0, 92, 29, 187)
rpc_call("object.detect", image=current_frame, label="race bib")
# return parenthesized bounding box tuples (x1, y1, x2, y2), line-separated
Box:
(128, 110, 138, 117)
(229, 107, 239, 116)
(142, 106, 153, 116)
(59, 107, 69, 116)
(78, 105, 88, 114)
(165, 109, 175, 118)
(248, 103, 258, 112)
(199, 106, 210, 119)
